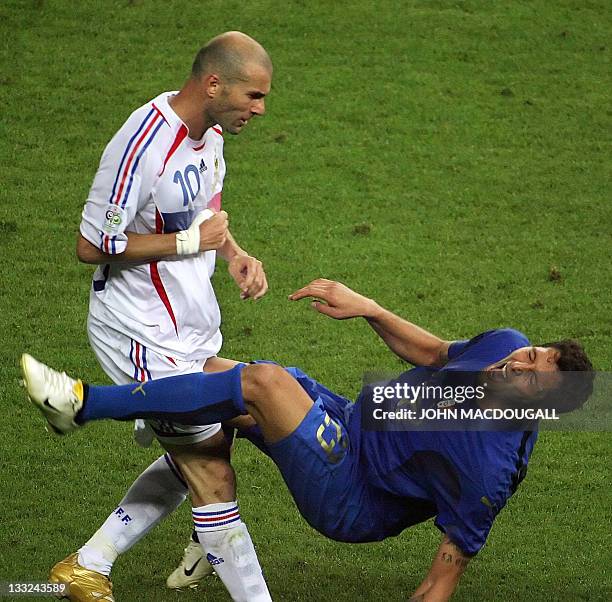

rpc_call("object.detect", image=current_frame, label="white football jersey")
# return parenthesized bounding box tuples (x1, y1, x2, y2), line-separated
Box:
(80, 92, 227, 361)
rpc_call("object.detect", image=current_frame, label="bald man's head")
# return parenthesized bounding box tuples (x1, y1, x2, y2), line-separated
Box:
(191, 31, 272, 82)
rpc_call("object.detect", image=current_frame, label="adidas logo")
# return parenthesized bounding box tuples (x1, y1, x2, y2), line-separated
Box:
(199, 159, 207, 174)
(206, 552, 224, 566)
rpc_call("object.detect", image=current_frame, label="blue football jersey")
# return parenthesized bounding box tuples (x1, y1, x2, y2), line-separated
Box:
(353, 328, 537, 555)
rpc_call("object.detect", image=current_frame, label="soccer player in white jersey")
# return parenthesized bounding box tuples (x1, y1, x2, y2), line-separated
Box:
(49, 32, 273, 602)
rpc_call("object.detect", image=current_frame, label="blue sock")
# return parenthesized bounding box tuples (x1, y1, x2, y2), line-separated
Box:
(78, 364, 247, 425)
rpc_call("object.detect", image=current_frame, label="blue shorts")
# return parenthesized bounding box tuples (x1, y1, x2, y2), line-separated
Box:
(262, 367, 379, 542)
(240, 364, 436, 543)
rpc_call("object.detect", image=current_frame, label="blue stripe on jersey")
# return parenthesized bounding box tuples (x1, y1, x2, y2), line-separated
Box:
(120, 119, 165, 209)
(142, 346, 152, 381)
(93, 264, 111, 292)
(98, 234, 116, 254)
(160, 209, 197, 233)
(108, 107, 155, 204)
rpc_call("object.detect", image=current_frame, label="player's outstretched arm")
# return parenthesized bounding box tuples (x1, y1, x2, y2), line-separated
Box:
(409, 536, 471, 601)
(289, 279, 450, 367)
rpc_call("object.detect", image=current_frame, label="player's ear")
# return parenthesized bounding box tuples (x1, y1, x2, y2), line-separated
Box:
(204, 73, 221, 98)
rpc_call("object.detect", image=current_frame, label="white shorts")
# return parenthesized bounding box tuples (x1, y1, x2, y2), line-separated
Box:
(88, 314, 221, 445)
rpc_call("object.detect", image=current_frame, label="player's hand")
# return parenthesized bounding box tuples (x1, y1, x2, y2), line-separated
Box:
(199, 210, 229, 251)
(228, 254, 268, 300)
(288, 279, 376, 320)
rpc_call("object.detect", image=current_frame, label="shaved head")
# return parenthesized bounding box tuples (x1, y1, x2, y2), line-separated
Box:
(191, 31, 272, 82)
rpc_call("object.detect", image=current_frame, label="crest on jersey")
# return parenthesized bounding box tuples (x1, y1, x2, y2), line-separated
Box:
(103, 205, 124, 234)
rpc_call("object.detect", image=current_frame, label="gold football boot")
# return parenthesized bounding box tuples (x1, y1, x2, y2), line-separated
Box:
(49, 553, 115, 602)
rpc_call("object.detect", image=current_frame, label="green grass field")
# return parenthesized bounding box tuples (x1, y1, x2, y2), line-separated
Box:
(1, 1, 610, 600)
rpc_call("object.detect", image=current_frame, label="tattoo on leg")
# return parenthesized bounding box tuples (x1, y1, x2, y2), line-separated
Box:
(442, 536, 471, 570)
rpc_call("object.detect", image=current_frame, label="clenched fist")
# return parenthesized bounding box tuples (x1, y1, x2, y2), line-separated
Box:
(199, 210, 229, 251)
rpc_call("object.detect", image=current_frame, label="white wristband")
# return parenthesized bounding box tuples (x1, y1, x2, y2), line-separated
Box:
(176, 209, 215, 256)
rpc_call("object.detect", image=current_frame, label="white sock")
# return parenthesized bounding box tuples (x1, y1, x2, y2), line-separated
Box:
(193, 501, 271, 602)
(78, 454, 188, 575)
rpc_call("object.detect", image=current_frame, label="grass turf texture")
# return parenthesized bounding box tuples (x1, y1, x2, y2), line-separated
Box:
(0, 0, 610, 600)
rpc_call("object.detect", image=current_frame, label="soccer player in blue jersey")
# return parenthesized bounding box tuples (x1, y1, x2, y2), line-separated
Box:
(22, 279, 594, 601)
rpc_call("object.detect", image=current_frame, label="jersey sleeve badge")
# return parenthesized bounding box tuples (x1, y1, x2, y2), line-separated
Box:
(103, 205, 126, 235)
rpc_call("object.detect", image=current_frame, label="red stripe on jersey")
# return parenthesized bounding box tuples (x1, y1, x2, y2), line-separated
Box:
(152, 103, 169, 125)
(159, 124, 188, 176)
(155, 207, 165, 234)
(166, 356, 177, 366)
(113, 112, 161, 206)
(212, 126, 222, 136)
(192, 142, 205, 151)
(135, 341, 145, 382)
(150, 262, 178, 335)
(152, 208, 175, 332)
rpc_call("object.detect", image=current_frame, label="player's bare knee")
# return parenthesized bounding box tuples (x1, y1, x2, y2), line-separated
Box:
(241, 363, 287, 404)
